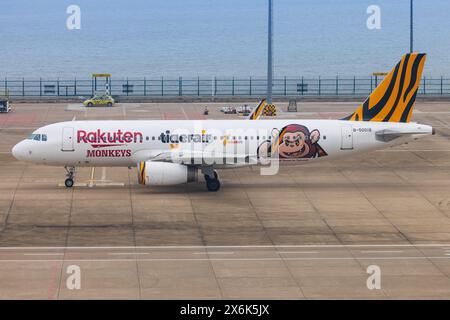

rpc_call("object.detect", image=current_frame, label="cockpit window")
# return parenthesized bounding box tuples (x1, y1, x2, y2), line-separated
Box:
(27, 133, 47, 141)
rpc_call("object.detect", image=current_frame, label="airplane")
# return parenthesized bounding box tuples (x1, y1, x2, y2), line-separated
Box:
(12, 53, 433, 192)
(247, 99, 267, 120)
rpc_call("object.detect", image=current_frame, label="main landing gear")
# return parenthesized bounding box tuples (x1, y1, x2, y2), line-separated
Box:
(64, 166, 76, 188)
(203, 168, 221, 192)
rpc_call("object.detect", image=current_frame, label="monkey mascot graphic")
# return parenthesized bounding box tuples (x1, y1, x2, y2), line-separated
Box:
(258, 124, 328, 159)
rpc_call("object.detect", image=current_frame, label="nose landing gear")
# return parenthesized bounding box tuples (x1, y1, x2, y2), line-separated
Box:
(64, 166, 76, 188)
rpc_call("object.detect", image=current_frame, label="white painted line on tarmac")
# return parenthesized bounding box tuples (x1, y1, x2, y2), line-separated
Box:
(1, 256, 450, 263)
(181, 106, 188, 120)
(23, 253, 64, 256)
(377, 149, 450, 152)
(1, 244, 450, 250)
(360, 250, 404, 253)
(278, 251, 319, 254)
(193, 252, 235, 255)
(88, 167, 95, 188)
(108, 252, 153, 255)
(0, 127, 39, 130)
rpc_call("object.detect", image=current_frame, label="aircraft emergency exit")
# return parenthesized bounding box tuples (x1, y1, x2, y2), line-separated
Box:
(12, 53, 433, 191)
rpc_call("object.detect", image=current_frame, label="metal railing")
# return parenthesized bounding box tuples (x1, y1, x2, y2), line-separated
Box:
(2, 76, 450, 97)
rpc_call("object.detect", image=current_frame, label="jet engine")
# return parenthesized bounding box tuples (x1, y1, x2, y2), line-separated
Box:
(137, 161, 198, 186)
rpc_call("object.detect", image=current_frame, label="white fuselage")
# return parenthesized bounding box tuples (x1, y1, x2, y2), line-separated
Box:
(12, 119, 433, 168)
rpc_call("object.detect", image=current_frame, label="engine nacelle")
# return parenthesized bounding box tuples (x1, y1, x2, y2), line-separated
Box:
(137, 161, 197, 186)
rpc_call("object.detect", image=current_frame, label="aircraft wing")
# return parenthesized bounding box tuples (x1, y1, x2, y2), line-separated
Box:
(149, 150, 259, 167)
(132, 149, 259, 167)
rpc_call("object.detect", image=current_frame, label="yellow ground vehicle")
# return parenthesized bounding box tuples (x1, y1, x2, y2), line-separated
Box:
(83, 95, 115, 107)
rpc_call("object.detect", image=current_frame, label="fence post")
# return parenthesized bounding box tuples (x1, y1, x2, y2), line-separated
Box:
(301, 76, 304, 96)
(441, 76, 444, 95)
(40, 78, 42, 97)
(335, 75, 338, 96)
(74, 78, 77, 96)
(370, 76, 373, 92)
(214, 77, 217, 96)
(423, 76, 426, 95)
(22, 78, 25, 96)
(249, 77, 252, 96)
(284, 76, 287, 96)
(144, 77, 147, 96)
(179, 77, 182, 96)
(198, 76, 200, 96)
(126, 78, 129, 96)
(353, 76, 356, 95)
(4, 78, 7, 97)
(318, 77, 321, 96)
(232, 77, 235, 96)
(161, 77, 164, 96)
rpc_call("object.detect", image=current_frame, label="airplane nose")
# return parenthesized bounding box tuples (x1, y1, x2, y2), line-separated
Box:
(12, 141, 27, 161)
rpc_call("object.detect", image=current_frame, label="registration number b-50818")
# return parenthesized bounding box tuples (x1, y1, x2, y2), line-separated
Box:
(354, 128, 372, 133)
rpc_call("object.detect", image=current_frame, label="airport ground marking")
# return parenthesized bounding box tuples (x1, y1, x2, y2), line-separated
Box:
(192, 252, 235, 255)
(108, 252, 153, 255)
(360, 250, 404, 253)
(2, 256, 450, 263)
(1, 243, 450, 250)
(278, 251, 319, 254)
(23, 253, 64, 256)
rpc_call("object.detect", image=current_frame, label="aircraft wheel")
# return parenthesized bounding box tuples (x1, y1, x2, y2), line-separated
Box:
(205, 176, 221, 192)
(65, 178, 74, 188)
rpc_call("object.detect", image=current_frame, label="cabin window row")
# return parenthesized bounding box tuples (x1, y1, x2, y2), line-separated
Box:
(144, 136, 269, 141)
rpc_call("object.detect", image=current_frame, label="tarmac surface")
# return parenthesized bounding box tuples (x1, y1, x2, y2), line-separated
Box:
(1, 100, 450, 299)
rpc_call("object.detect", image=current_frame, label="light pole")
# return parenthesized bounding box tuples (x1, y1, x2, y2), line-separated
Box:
(410, 0, 414, 53)
(267, 0, 273, 104)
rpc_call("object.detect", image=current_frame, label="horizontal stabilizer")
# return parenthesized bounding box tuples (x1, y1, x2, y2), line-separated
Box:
(375, 127, 432, 142)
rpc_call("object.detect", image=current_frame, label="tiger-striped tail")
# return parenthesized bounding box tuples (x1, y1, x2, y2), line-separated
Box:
(342, 53, 426, 123)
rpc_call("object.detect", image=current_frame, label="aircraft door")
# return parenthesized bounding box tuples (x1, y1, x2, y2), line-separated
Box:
(341, 125, 353, 150)
(62, 127, 75, 151)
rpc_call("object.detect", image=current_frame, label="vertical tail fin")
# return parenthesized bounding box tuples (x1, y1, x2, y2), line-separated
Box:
(342, 53, 426, 123)
(248, 99, 267, 120)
